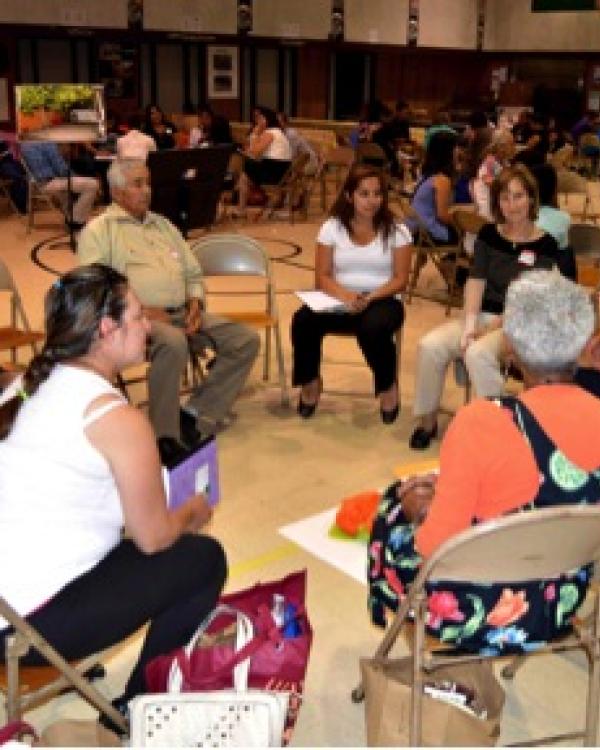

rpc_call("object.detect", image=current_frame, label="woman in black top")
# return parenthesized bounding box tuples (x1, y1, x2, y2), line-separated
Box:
(410, 163, 565, 450)
(143, 104, 177, 150)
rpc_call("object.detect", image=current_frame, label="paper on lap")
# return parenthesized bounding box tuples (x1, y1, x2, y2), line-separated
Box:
(295, 290, 348, 313)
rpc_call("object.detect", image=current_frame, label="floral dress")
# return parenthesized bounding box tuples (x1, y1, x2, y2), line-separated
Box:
(368, 395, 600, 654)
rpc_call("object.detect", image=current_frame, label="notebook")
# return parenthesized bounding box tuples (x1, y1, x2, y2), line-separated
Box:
(163, 436, 220, 509)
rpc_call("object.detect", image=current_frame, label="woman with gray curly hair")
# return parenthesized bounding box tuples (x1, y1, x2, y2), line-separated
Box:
(368, 269, 600, 651)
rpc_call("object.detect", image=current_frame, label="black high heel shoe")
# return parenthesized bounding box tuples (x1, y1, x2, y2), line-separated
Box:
(379, 385, 400, 424)
(297, 378, 321, 419)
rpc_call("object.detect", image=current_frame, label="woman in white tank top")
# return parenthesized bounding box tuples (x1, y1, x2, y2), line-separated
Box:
(235, 105, 292, 217)
(0, 264, 226, 732)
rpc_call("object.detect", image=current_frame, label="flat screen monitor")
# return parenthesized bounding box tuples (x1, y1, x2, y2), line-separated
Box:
(15, 84, 106, 143)
(147, 145, 234, 236)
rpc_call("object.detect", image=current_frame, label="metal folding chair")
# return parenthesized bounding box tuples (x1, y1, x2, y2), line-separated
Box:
(353, 505, 600, 746)
(190, 233, 289, 407)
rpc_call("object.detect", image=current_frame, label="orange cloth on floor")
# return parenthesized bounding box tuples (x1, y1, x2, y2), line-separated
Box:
(335, 490, 381, 537)
(416, 384, 600, 558)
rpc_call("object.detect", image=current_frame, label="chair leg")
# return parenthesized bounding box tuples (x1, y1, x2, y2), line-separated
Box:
(585, 596, 600, 745)
(263, 327, 271, 381)
(5, 633, 28, 721)
(410, 596, 427, 747)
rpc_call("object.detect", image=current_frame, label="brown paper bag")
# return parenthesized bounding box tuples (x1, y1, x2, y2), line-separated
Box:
(40, 720, 121, 747)
(361, 656, 505, 747)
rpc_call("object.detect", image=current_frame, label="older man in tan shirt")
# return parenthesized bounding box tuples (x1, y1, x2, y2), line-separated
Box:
(78, 159, 259, 451)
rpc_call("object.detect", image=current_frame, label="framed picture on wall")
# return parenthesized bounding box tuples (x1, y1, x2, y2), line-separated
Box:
(207, 46, 239, 99)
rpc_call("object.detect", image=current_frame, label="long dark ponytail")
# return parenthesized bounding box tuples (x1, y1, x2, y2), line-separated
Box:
(0, 264, 129, 439)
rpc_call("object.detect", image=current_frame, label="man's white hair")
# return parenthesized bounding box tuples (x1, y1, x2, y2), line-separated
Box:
(107, 158, 146, 193)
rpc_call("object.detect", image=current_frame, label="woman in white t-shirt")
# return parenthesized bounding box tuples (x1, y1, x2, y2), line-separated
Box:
(291, 164, 413, 422)
(0, 264, 226, 731)
(235, 106, 292, 216)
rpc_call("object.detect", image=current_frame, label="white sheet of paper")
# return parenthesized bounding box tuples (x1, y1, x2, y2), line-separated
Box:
(279, 507, 366, 585)
(295, 290, 348, 313)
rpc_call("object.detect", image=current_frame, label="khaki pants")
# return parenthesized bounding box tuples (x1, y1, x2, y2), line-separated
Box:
(412, 313, 505, 418)
(42, 176, 98, 224)
(148, 312, 260, 440)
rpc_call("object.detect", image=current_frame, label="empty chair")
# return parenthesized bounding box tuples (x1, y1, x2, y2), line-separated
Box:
(0, 257, 44, 365)
(191, 234, 289, 406)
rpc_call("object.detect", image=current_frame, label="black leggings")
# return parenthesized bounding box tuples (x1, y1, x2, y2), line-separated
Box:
(2, 535, 227, 700)
(291, 298, 404, 395)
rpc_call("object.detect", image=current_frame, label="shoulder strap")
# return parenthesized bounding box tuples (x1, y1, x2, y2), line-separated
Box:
(83, 396, 126, 428)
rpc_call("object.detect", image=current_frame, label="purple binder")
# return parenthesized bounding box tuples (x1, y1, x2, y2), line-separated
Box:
(167, 436, 219, 509)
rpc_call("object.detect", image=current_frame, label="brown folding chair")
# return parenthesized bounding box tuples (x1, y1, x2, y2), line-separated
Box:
(0, 594, 127, 734)
(0, 258, 44, 365)
(398, 195, 464, 316)
(353, 505, 600, 746)
(259, 152, 311, 223)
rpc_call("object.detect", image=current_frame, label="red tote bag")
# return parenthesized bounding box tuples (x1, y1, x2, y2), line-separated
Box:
(145, 570, 312, 742)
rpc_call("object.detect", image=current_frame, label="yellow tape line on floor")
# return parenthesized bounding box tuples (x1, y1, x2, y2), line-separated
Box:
(228, 541, 300, 581)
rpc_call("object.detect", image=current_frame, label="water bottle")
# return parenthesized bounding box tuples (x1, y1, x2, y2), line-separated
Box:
(272, 593, 285, 629)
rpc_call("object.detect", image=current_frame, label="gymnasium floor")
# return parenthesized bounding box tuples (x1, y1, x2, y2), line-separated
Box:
(0, 195, 591, 746)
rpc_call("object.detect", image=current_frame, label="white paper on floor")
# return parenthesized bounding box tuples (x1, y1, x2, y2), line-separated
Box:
(279, 507, 366, 585)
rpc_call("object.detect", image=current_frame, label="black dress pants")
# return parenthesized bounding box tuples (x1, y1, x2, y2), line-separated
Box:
(1, 535, 227, 700)
(291, 297, 404, 395)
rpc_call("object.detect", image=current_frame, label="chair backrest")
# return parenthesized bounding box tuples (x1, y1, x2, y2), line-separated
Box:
(190, 234, 269, 279)
(420, 505, 600, 586)
(569, 223, 600, 257)
(355, 141, 388, 168)
(323, 145, 355, 168)
(557, 168, 587, 195)
(451, 208, 488, 236)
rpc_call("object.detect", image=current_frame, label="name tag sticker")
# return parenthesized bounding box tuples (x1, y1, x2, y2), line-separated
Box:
(518, 250, 536, 266)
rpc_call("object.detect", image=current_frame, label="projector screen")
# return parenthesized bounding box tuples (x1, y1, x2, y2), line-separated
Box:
(15, 84, 106, 142)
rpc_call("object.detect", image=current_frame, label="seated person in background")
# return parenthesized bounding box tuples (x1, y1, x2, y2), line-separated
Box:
(277, 112, 319, 175)
(513, 113, 550, 169)
(142, 104, 177, 151)
(423, 110, 457, 151)
(405, 130, 459, 245)
(189, 104, 234, 148)
(78, 159, 259, 455)
(372, 99, 413, 173)
(511, 109, 533, 146)
(117, 113, 157, 161)
(0, 264, 226, 728)
(235, 106, 291, 217)
(291, 164, 413, 423)
(461, 111, 493, 191)
(370, 269, 600, 652)
(0, 139, 27, 214)
(20, 141, 98, 230)
(410, 164, 565, 451)
(471, 130, 516, 220)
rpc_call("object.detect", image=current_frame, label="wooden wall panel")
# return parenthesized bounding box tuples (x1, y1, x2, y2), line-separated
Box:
(296, 45, 329, 119)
